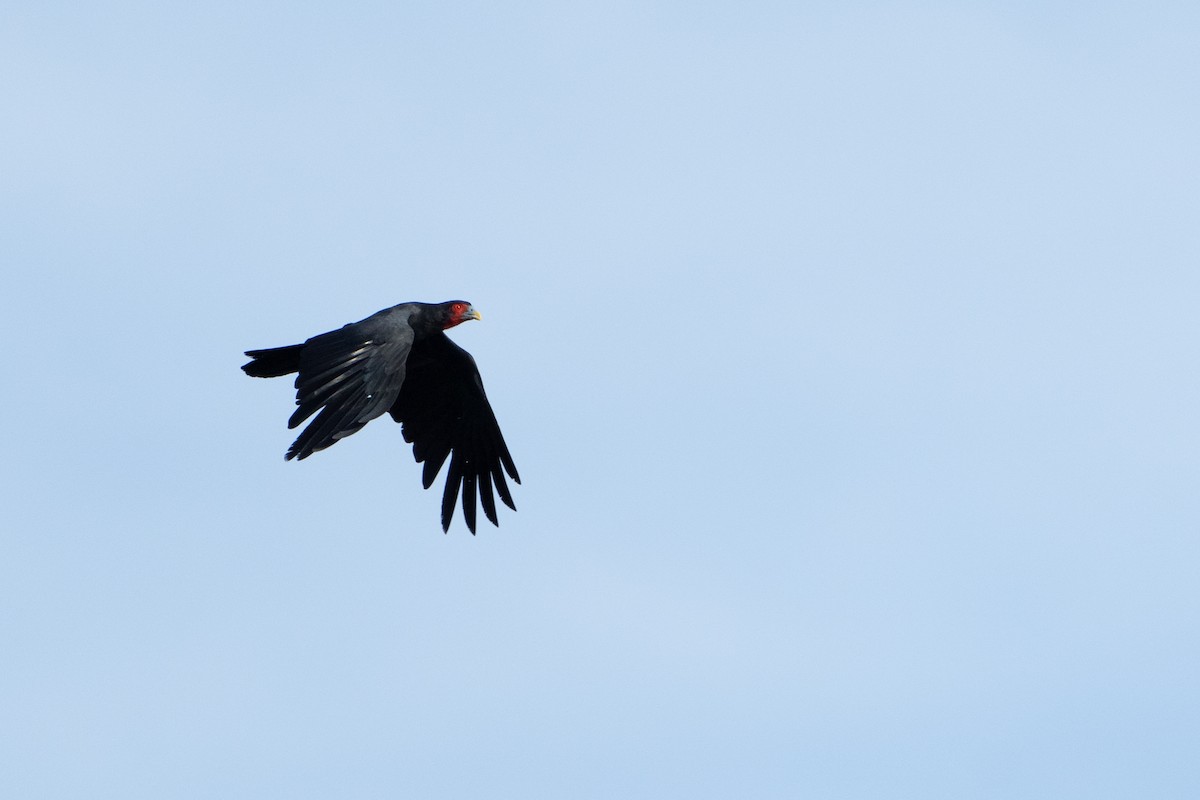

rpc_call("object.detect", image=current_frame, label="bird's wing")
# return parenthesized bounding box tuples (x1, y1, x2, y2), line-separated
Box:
(285, 310, 416, 461)
(389, 332, 520, 533)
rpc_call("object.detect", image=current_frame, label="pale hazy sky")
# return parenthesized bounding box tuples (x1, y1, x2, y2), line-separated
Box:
(3, 2, 1198, 798)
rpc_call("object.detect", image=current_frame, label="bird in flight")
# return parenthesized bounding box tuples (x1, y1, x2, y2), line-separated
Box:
(242, 300, 520, 534)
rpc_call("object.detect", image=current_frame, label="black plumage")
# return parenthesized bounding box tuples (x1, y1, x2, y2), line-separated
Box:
(242, 301, 520, 533)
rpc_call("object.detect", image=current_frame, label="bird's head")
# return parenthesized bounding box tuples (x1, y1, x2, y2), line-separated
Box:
(442, 301, 482, 330)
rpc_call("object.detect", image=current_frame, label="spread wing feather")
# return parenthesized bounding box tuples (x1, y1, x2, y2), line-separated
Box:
(389, 332, 520, 533)
(282, 311, 416, 461)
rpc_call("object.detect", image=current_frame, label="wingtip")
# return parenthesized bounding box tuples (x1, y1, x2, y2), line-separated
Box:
(440, 517, 478, 535)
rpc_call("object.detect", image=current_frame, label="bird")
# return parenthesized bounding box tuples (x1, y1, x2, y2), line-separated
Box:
(242, 300, 520, 534)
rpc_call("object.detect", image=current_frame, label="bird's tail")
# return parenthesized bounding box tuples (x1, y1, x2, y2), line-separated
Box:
(242, 344, 304, 377)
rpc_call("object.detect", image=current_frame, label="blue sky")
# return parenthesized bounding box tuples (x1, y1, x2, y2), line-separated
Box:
(2, 2, 1198, 797)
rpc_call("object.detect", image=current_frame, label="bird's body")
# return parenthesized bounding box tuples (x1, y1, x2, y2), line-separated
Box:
(242, 301, 519, 533)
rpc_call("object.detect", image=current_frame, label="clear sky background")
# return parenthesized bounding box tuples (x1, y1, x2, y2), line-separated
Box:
(2, 2, 1198, 798)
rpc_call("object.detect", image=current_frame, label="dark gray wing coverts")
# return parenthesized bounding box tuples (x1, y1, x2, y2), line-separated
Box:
(283, 306, 416, 461)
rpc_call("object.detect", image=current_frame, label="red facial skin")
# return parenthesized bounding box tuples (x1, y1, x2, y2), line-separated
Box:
(443, 302, 476, 329)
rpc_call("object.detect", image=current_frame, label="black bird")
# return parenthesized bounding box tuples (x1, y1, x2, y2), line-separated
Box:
(242, 301, 520, 533)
